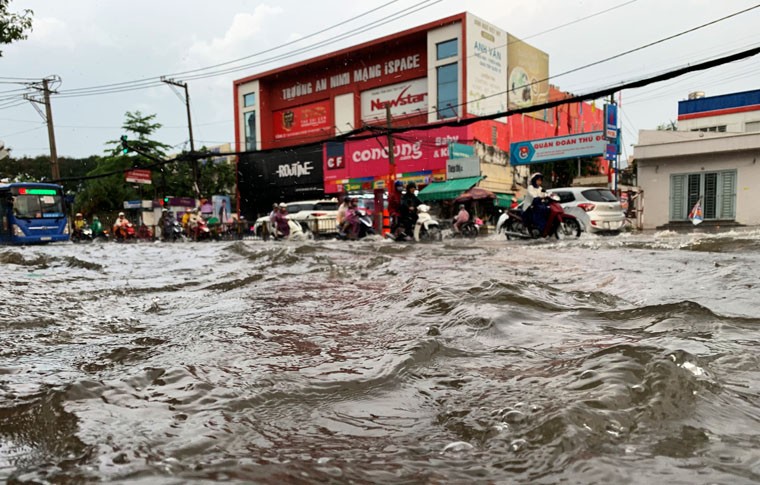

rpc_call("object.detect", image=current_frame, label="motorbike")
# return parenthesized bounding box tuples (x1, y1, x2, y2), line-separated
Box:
(192, 219, 212, 241)
(338, 210, 376, 240)
(71, 225, 93, 243)
(162, 220, 185, 242)
(452, 217, 481, 238)
(113, 222, 136, 242)
(497, 194, 581, 240)
(413, 204, 442, 242)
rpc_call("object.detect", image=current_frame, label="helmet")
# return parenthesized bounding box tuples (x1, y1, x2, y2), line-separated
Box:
(530, 172, 544, 187)
(407, 181, 417, 190)
(75, 212, 82, 217)
(162, 208, 168, 212)
(118, 212, 125, 217)
(278, 202, 287, 208)
(459, 204, 465, 210)
(394, 180, 404, 188)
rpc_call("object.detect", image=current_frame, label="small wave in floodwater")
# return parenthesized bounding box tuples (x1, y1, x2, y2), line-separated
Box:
(1, 229, 759, 483)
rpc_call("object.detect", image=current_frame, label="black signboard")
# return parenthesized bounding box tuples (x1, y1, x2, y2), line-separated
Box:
(237, 145, 325, 219)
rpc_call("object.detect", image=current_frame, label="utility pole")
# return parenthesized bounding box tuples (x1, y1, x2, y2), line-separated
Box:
(373, 103, 396, 234)
(161, 77, 200, 199)
(25, 76, 61, 180)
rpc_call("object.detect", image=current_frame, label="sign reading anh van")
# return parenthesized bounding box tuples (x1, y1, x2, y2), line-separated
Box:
(360, 78, 428, 122)
(510, 131, 606, 166)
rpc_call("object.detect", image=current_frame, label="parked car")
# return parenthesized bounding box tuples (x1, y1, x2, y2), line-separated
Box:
(253, 199, 339, 237)
(547, 187, 625, 233)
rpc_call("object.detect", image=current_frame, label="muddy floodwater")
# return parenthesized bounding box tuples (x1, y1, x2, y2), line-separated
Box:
(1, 229, 759, 484)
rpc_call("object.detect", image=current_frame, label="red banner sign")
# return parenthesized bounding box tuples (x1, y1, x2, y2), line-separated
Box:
(125, 168, 152, 184)
(272, 100, 331, 140)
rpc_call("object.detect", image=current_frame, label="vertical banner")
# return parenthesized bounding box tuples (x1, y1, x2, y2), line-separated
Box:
(604, 103, 618, 141)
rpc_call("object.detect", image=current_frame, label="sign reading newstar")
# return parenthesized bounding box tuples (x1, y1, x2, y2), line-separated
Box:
(510, 131, 607, 166)
(360, 78, 428, 122)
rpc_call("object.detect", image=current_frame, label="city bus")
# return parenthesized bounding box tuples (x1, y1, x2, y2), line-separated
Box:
(0, 182, 69, 244)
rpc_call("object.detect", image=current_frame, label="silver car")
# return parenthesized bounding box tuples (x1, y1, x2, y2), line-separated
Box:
(547, 187, 625, 233)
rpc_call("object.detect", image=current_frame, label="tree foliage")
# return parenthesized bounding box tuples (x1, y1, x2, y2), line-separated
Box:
(0, 0, 33, 56)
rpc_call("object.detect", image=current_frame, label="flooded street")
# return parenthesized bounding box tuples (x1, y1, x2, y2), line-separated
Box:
(1, 230, 760, 484)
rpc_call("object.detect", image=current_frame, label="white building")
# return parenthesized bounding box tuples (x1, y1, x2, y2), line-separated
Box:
(634, 89, 760, 229)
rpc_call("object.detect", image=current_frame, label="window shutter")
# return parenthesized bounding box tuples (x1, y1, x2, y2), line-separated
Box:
(719, 171, 736, 219)
(670, 174, 686, 221)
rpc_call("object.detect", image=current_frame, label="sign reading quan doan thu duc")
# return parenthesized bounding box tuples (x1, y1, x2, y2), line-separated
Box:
(509, 131, 606, 166)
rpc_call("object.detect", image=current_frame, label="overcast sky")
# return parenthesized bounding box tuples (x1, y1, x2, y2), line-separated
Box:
(1, 0, 759, 163)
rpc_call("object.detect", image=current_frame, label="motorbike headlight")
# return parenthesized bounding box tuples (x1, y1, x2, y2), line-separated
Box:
(12, 224, 25, 237)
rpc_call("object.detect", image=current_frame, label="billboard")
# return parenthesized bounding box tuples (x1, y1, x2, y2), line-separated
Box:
(360, 77, 428, 122)
(237, 145, 325, 218)
(604, 103, 618, 140)
(272, 100, 331, 141)
(466, 14, 508, 118)
(510, 131, 606, 165)
(447, 156, 480, 179)
(125, 168, 152, 185)
(322, 126, 468, 193)
(507, 34, 549, 118)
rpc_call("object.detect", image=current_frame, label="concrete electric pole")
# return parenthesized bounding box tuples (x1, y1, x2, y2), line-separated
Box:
(161, 77, 200, 199)
(24, 76, 61, 180)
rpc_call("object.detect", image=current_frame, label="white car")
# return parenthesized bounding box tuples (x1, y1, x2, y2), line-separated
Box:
(547, 187, 625, 233)
(253, 199, 339, 237)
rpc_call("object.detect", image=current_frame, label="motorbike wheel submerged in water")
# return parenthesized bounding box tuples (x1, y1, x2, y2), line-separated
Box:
(337, 211, 376, 241)
(413, 204, 442, 242)
(498, 197, 581, 240)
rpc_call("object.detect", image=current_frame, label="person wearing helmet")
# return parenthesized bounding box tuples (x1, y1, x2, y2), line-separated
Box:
(273, 202, 290, 238)
(72, 212, 86, 235)
(113, 212, 131, 240)
(187, 207, 205, 240)
(522, 172, 549, 234)
(453, 203, 470, 234)
(158, 207, 174, 241)
(91, 215, 103, 238)
(399, 181, 422, 238)
(388, 180, 404, 237)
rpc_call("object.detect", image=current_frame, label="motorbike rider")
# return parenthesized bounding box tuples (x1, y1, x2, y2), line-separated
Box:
(158, 208, 174, 240)
(273, 203, 290, 239)
(522, 172, 550, 234)
(452, 204, 470, 234)
(400, 181, 422, 237)
(343, 197, 361, 239)
(72, 213, 86, 236)
(388, 180, 404, 237)
(336, 195, 350, 235)
(187, 208, 204, 240)
(113, 212, 130, 239)
(90, 215, 103, 237)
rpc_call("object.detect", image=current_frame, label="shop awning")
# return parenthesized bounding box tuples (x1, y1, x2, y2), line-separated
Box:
(417, 176, 484, 202)
(494, 193, 515, 208)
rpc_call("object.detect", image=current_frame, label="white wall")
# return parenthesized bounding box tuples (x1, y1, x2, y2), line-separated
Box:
(679, 109, 760, 133)
(426, 22, 462, 124)
(334, 93, 355, 134)
(635, 131, 760, 228)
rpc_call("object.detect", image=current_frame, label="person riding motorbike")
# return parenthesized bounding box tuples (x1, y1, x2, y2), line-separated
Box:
(336, 195, 350, 235)
(521, 172, 550, 234)
(90, 215, 103, 237)
(342, 198, 361, 239)
(452, 204, 470, 234)
(400, 181, 422, 237)
(273, 203, 290, 238)
(72, 213, 86, 236)
(187, 208, 205, 240)
(158, 208, 175, 240)
(113, 212, 131, 239)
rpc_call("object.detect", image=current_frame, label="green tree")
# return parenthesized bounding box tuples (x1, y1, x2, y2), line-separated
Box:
(75, 111, 171, 215)
(657, 121, 677, 131)
(0, 0, 33, 56)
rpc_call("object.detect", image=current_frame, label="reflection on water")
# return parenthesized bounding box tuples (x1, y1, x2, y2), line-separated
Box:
(1, 229, 760, 483)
